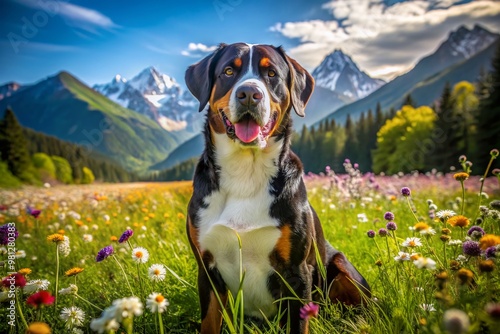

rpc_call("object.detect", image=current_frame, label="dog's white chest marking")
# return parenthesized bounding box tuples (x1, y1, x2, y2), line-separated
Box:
(198, 133, 283, 318)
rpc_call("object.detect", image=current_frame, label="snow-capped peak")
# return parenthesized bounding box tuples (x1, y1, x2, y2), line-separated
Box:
(113, 74, 126, 84)
(312, 49, 385, 99)
(129, 66, 178, 95)
(440, 24, 498, 59)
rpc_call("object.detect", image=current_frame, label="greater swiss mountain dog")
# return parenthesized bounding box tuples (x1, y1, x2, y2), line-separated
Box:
(185, 43, 371, 334)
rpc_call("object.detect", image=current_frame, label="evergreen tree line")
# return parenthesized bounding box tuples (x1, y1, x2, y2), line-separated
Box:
(0, 108, 138, 186)
(149, 158, 198, 182)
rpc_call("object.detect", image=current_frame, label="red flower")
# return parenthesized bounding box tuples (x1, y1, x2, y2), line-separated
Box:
(26, 291, 55, 308)
(300, 302, 320, 320)
(2, 273, 26, 288)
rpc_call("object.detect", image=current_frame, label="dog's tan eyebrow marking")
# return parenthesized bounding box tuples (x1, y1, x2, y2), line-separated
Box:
(234, 57, 242, 67)
(260, 57, 271, 67)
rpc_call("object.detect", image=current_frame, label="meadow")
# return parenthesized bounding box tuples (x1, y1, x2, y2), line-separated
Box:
(1, 158, 499, 334)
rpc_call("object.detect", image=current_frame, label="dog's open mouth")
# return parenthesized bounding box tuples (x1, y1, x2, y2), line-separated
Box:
(220, 110, 277, 147)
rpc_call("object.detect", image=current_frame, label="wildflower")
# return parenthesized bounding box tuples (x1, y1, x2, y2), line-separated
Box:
(449, 260, 461, 270)
(60, 306, 85, 329)
(65, 267, 84, 277)
(440, 235, 451, 242)
(47, 233, 65, 243)
(110, 236, 118, 242)
(490, 200, 500, 210)
(18, 268, 32, 276)
(90, 309, 120, 333)
(457, 268, 474, 285)
(384, 212, 395, 221)
(96, 246, 114, 262)
(386, 221, 397, 231)
(414, 257, 436, 270)
(82, 234, 93, 242)
(453, 172, 469, 182)
(442, 228, 452, 235)
(131, 247, 149, 264)
(112, 296, 143, 321)
(414, 222, 430, 232)
(26, 206, 42, 219)
(485, 303, 500, 320)
(148, 264, 167, 282)
(146, 292, 169, 313)
(119, 229, 134, 243)
(402, 237, 422, 248)
(58, 236, 71, 257)
(26, 290, 55, 308)
(466, 226, 485, 240)
(420, 304, 436, 312)
(0, 224, 18, 245)
(458, 155, 467, 163)
(485, 246, 497, 259)
(24, 279, 50, 295)
(2, 273, 26, 288)
(394, 251, 411, 262)
(478, 259, 495, 273)
(479, 234, 500, 250)
(357, 213, 368, 223)
(462, 240, 481, 257)
(299, 302, 319, 320)
(15, 250, 26, 258)
(366, 230, 375, 238)
(401, 187, 411, 197)
(429, 203, 437, 210)
(26, 322, 51, 334)
(447, 215, 470, 228)
(59, 284, 78, 295)
(448, 239, 462, 246)
(443, 309, 470, 334)
(436, 210, 456, 221)
(378, 228, 388, 237)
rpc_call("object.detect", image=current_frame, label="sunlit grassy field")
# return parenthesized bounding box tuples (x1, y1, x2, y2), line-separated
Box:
(1, 168, 499, 333)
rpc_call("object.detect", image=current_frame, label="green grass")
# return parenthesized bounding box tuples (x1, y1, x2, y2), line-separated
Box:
(0, 175, 499, 333)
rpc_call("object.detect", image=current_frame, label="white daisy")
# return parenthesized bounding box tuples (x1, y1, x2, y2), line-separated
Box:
(448, 239, 463, 246)
(148, 264, 167, 282)
(419, 228, 436, 236)
(394, 252, 411, 262)
(82, 234, 93, 243)
(420, 303, 436, 312)
(111, 296, 143, 321)
(436, 210, 456, 220)
(131, 247, 149, 264)
(413, 257, 436, 270)
(401, 237, 422, 248)
(24, 279, 50, 294)
(90, 309, 119, 334)
(15, 250, 26, 258)
(146, 292, 169, 313)
(59, 284, 78, 295)
(357, 213, 368, 223)
(60, 306, 85, 329)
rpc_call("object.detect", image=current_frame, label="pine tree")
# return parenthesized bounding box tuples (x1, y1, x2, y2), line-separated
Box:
(402, 94, 417, 108)
(0, 109, 32, 180)
(432, 82, 457, 172)
(343, 114, 358, 163)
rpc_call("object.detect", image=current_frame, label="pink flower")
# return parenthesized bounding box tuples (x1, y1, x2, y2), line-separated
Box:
(300, 302, 319, 320)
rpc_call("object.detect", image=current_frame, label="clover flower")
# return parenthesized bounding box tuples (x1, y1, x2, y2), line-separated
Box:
(366, 230, 375, 238)
(384, 212, 395, 221)
(299, 302, 319, 320)
(378, 228, 388, 237)
(386, 221, 397, 231)
(401, 187, 411, 197)
(462, 241, 481, 257)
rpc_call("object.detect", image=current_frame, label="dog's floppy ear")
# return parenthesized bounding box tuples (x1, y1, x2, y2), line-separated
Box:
(279, 48, 314, 117)
(185, 43, 227, 112)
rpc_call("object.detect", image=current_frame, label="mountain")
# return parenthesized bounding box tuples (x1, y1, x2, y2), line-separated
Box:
(0, 82, 22, 100)
(312, 50, 385, 99)
(150, 133, 204, 171)
(0, 71, 180, 171)
(317, 24, 499, 126)
(94, 67, 202, 135)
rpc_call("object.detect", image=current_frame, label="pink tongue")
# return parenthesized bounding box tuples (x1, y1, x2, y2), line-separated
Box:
(234, 118, 261, 143)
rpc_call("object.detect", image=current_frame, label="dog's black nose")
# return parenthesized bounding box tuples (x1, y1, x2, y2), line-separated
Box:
(236, 84, 263, 106)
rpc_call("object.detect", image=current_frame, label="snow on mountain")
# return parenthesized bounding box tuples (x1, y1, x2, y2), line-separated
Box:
(0, 82, 22, 101)
(437, 24, 497, 60)
(93, 67, 200, 133)
(312, 50, 385, 99)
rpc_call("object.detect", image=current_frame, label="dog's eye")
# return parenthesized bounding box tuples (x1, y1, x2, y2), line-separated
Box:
(268, 70, 276, 77)
(224, 67, 234, 76)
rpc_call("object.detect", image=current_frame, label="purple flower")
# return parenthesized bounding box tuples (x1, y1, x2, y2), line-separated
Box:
(378, 228, 388, 237)
(485, 246, 497, 259)
(26, 206, 41, 219)
(344, 159, 350, 164)
(0, 224, 18, 245)
(386, 222, 397, 231)
(96, 245, 114, 262)
(462, 241, 481, 257)
(367, 230, 375, 238)
(384, 212, 395, 221)
(401, 187, 411, 197)
(353, 163, 359, 169)
(300, 302, 319, 320)
(467, 226, 485, 240)
(118, 229, 134, 243)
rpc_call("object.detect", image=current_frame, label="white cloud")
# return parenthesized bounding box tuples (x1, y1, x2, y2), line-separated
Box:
(181, 42, 218, 57)
(272, 0, 500, 80)
(14, 0, 118, 33)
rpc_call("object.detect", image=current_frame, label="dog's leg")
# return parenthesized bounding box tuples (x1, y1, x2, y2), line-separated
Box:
(198, 265, 227, 334)
(325, 243, 371, 306)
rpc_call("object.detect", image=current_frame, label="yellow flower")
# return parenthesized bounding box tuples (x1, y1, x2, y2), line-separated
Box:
(479, 234, 500, 250)
(47, 234, 65, 243)
(457, 268, 474, 285)
(26, 322, 51, 334)
(453, 172, 469, 182)
(414, 222, 430, 232)
(110, 236, 118, 242)
(410, 253, 421, 261)
(18, 268, 32, 276)
(57, 229, 65, 235)
(65, 267, 84, 277)
(446, 215, 470, 228)
(177, 212, 185, 220)
(75, 220, 83, 227)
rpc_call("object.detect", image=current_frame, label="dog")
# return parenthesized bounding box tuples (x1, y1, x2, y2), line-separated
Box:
(185, 43, 371, 334)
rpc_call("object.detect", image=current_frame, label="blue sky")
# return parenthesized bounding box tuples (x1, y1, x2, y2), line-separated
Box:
(1, 0, 499, 87)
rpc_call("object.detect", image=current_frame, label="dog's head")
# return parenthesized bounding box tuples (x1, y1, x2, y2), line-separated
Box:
(185, 43, 314, 148)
